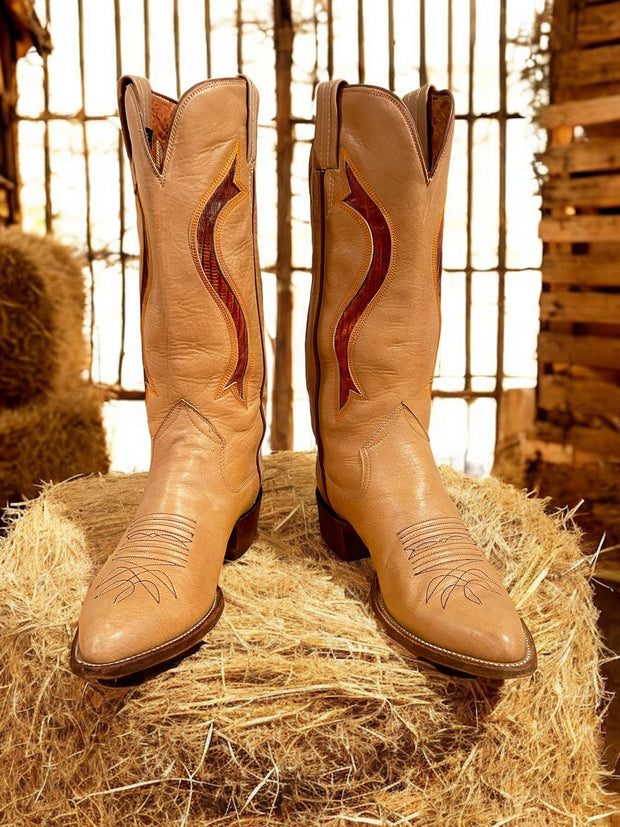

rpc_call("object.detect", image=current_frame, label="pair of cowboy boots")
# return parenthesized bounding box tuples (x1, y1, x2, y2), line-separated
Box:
(71, 75, 536, 682)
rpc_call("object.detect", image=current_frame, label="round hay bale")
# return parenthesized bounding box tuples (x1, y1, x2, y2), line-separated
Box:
(0, 226, 86, 407)
(0, 451, 609, 825)
(0, 381, 109, 505)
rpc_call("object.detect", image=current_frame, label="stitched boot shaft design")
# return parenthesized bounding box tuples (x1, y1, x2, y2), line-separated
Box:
(307, 81, 536, 679)
(71, 76, 266, 680)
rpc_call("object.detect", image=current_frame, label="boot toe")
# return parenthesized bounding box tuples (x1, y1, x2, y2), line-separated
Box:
(72, 588, 224, 679)
(371, 576, 536, 679)
(440, 593, 529, 666)
(77, 611, 163, 667)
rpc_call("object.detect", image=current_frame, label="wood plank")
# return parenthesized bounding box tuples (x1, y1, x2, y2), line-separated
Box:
(556, 44, 620, 88)
(543, 254, 620, 286)
(550, 80, 620, 104)
(567, 424, 620, 457)
(577, 1, 620, 45)
(539, 214, 620, 242)
(543, 172, 620, 208)
(539, 375, 620, 420)
(541, 94, 620, 128)
(550, 0, 578, 54)
(536, 421, 620, 458)
(540, 290, 620, 324)
(538, 331, 620, 369)
(528, 458, 620, 502)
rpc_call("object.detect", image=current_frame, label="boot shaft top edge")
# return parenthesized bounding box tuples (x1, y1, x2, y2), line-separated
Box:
(311, 80, 454, 182)
(118, 75, 258, 173)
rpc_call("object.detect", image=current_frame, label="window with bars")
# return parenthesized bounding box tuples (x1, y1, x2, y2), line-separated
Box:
(15, 0, 544, 473)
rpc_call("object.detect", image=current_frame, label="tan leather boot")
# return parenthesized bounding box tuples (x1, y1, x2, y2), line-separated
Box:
(306, 80, 536, 679)
(71, 75, 266, 680)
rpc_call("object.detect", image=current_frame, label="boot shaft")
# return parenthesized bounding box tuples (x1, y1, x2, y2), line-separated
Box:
(306, 81, 454, 453)
(118, 75, 265, 440)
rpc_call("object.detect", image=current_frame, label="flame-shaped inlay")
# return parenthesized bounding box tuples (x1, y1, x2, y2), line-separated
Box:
(334, 162, 392, 409)
(194, 153, 249, 402)
(136, 189, 158, 396)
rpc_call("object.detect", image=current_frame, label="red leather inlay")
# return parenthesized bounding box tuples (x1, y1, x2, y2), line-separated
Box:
(195, 157, 249, 401)
(150, 94, 176, 172)
(136, 188, 158, 396)
(435, 212, 444, 300)
(334, 163, 392, 409)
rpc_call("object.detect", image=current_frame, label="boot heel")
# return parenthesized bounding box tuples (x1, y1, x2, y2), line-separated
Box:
(225, 488, 262, 561)
(316, 489, 370, 562)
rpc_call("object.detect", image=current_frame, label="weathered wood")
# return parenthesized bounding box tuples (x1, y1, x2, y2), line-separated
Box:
(550, 81, 620, 105)
(536, 421, 620, 458)
(543, 172, 620, 208)
(271, 0, 294, 451)
(539, 374, 620, 421)
(538, 331, 620, 370)
(577, 1, 620, 46)
(541, 94, 620, 129)
(528, 458, 620, 502)
(549, 0, 578, 54)
(535, 0, 620, 547)
(491, 388, 536, 488)
(542, 254, 620, 286)
(0, 6, 19, 224)
(556, 43, 620, 89)
(543, 137, 620, 175)
(540, 290, 620, 324)
(539, 214, 620, 243)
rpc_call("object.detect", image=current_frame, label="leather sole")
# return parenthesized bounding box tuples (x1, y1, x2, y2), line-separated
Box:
(70, 488, 262, 681)
(316, 489, 537, 680)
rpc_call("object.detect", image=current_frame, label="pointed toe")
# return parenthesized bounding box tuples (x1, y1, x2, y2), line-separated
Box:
(71, 586, 226, 680)
(370, 575, 537, 679)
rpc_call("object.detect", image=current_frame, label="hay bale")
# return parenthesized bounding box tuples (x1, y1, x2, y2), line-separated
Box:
(0, 451, 610, 825)
(0, 226, 86, 407)
(0, 382, 109, 504)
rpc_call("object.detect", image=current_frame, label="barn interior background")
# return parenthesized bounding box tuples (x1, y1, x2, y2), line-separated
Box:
(8, 0, 543, 463)
(2, 1, 620, 822)
(1, 0, 618, 548)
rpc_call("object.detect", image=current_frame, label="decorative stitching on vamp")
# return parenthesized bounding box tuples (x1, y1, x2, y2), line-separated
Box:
(398, 517, 503, 608)
(94, 513, 196, 604)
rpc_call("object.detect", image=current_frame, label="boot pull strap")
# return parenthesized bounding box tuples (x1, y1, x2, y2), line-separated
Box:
(238, 74, 259, 164)
(402, 84, 431, 170)
(313, 79, 347, 170)
(118, 75, 152, 163)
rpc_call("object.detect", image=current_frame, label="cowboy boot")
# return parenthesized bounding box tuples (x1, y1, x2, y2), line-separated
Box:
(306, 80, 536, 679)
(71, 75, 266, 679)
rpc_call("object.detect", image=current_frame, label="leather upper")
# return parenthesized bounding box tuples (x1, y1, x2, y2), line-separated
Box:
(76, 76, 265, 667)
(307, 82, 532, 669)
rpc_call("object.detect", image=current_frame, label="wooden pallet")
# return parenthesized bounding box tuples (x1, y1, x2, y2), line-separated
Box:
(527, 0, 620, 559)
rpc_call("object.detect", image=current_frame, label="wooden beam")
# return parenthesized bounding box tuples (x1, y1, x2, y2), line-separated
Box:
(535, 421, 620, 458)
(529, 458, 620, 502)
(543, 137, 620, 175)
(0, 6, 20, 224)
(538, 331, 620, 370)
(539, 214, 620, 243)
(543, 173, 620, 209)
(540, 290, 620, 325)
(542, 254, 620, 287)
(539, 375, 620, 421)
(540, 94, 620, 129)
(555, 43, 620, 88)
(271, 0, 294, 450)
(577, 1, 620, 46)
